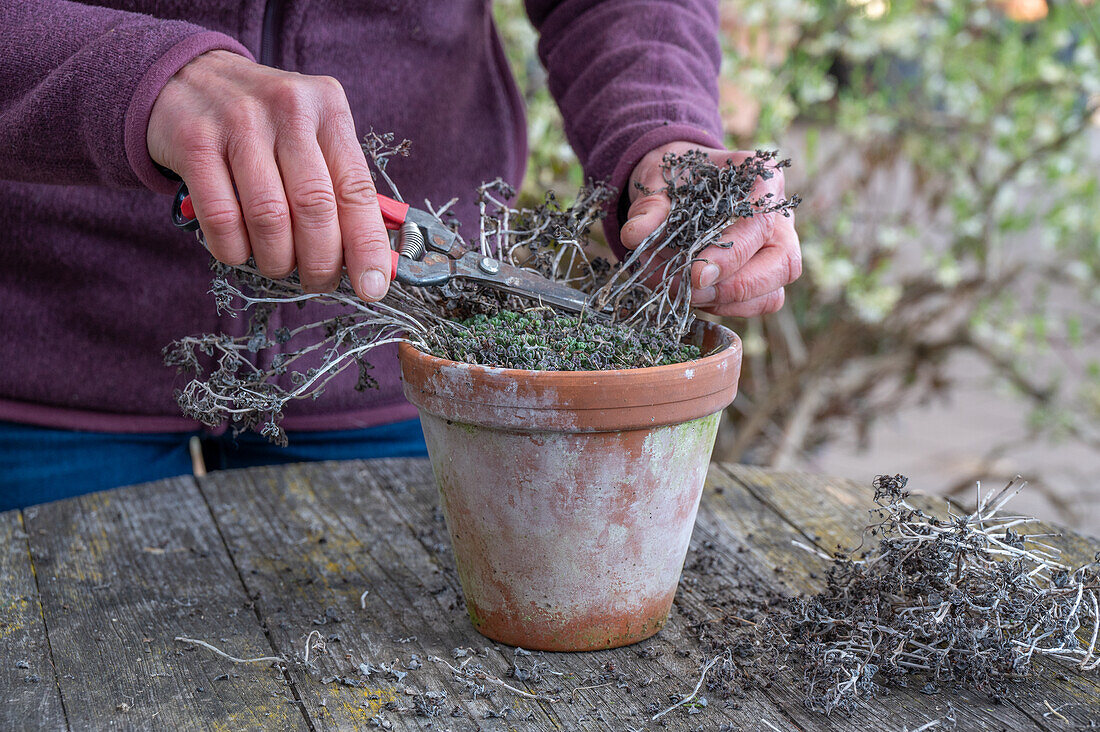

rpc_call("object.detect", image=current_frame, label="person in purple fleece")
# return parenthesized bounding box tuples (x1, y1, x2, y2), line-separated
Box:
(0, 0, 800, 509)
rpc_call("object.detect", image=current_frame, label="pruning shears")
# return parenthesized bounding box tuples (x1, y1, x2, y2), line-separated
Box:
(171, 182, 599, 315)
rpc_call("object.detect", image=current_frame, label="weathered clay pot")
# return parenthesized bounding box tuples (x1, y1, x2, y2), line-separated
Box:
(398, 320, 742, 651)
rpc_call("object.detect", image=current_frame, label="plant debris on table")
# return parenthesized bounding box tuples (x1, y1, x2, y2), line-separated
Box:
(166, 132, 797, 442)
(425, 309, 701, 371)
(680, 475, 1100, 716)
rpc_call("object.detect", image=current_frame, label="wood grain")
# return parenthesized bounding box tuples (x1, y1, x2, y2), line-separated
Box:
(22, 476, 305, 731)
(4, 459, 1097, 731)
(198, 460, 548, 730)
(0, 509, 67, 730)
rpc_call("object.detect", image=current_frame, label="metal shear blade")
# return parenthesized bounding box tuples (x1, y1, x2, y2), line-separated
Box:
(394, 251, 603, 317)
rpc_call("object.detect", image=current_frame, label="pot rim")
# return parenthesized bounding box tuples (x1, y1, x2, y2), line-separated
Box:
(398, 320, 743, 433)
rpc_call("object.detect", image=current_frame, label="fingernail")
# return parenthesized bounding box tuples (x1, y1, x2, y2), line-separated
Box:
(692, 286, 716, 304)
(699, 263, 721, 289)
(359, 269, 388, 301)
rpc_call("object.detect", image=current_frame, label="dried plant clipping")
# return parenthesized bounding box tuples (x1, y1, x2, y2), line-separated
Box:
(165, 134, 798, 442)
(591, 149, 799, 337)
(767, 475, 1100, 714)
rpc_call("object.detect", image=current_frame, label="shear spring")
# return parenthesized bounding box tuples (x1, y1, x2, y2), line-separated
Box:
(398, 221, 426, 260)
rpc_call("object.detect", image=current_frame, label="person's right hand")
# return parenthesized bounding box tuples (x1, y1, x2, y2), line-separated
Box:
(147, 50, 391, 301)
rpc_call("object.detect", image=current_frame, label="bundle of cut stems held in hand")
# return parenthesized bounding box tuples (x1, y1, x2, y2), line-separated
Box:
(591, 148, 798, 334)
(164, 133, 797, 444)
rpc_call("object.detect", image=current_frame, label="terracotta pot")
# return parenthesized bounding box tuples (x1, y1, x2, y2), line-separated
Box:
(398, 320, 742, 651)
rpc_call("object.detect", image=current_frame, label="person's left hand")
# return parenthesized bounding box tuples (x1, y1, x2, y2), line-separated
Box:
(620, 141, 802, 317)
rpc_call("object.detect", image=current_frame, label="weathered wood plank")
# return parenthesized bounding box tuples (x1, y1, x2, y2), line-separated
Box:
(0, 509, 67, 730)
(719, 463, 1100, 729)
(23, 477, 305, 731)
(13, 456, 1092, 731)
(199, 460, 545, 730)
(363, 457, 793, 731)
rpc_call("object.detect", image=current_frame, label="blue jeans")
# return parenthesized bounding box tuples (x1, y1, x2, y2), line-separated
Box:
(0, 419, 427, 511)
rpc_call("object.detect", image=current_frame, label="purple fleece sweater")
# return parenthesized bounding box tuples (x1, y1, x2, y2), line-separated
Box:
(0, 0, 723, 434)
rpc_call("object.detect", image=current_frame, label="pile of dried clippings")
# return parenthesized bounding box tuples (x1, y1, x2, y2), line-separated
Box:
(684, 475, 1100, 715)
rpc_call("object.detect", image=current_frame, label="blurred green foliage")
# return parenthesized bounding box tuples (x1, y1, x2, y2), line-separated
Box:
(493, 1, 584, 201)
(494, 0, 1100, 467)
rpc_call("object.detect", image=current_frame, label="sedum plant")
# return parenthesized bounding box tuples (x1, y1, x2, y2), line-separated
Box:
(165, 135, 795, 443)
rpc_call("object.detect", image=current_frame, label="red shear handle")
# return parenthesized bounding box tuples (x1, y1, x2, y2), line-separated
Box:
(179, 193, 410, 230)
(390, 249, 399, 281)
(378, 196, 409, 230)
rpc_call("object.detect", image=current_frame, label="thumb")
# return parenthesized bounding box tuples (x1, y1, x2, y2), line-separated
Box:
(620, 191, 671, 250)
(619, 143, 681, 251)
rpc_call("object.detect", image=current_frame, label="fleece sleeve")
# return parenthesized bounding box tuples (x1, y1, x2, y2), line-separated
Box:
(525, 0, 726, 256)
(0, 0, 251, 193)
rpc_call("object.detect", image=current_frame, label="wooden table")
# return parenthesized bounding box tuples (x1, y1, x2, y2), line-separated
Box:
(2, 460, 1097, 731)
